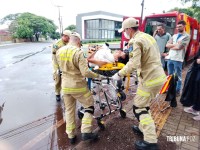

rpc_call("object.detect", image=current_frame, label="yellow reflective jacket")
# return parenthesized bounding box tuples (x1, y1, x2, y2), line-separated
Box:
(119, 31, 166, 87)
(56, 44, 99, 94)
(52, 39, 67, 71)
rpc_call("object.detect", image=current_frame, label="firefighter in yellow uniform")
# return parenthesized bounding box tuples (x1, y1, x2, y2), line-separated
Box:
(56, 32, 102, 144)
(52, 30, 71, 101)
(112, 18, 166, 150)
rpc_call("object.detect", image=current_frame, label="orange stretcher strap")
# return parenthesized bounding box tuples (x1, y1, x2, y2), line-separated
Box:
(159, 75, 172, 94)
(125, 74, 130, 92)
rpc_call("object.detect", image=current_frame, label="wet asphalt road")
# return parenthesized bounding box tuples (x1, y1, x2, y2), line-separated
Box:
(0, 42, 121, 150)
(0, 42, 70, 149)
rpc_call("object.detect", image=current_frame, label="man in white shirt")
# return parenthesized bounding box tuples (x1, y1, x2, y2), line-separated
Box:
(166, 20, 190, 96)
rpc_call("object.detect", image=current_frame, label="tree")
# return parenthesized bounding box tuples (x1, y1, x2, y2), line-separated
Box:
(168, 7, 194, 17)
(180, 0, 199, 6)
(51, 31, 60, 40)
(1, 12, 58, 41)
(0, 13, 21, 25)
(64, 24, 76, 31)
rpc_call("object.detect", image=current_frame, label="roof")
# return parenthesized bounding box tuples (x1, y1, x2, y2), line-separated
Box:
(76, 10, 124, 18)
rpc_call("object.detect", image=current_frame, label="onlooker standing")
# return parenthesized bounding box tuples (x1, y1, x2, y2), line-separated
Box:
(181, 49, 200, 120)
(153, 24, 171, 69)
(166, 20, 190, 96)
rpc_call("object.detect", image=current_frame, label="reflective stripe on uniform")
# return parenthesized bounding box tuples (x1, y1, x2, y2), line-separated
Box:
(83, 91, 91, 98)
(136, 89, 150, 97)
(56, 40, 65, 47)
(62, 87, 87, 93)
(59, 49, 76, 62)
(120, 70, 126, 76)
(145, 74, 166, 87)
(54, 64, 59, 69)
(53, 40, 65, 50)
(140, 117, 154, 125)
(66, 124, 75, 131)
(82, 118, 92, 125)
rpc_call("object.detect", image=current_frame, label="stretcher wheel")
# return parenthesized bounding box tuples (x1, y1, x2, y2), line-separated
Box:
(78, 109, 84, 120)
(120, 109, 126, 118)
(118, 91, 126, 101)
(97, 120, 105, 130)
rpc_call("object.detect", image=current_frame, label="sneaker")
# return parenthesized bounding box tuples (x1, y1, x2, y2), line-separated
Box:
(193, 115, 200, 121)
(56, 95, 61, 101)
(184, 107, 200, 115)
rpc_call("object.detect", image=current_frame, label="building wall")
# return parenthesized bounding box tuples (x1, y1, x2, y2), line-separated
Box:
(76, 11, 123, 41)
(0, 30, 12, 43)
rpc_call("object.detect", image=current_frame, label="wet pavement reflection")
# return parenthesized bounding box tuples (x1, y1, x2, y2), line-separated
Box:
(0, 43, 120, 149)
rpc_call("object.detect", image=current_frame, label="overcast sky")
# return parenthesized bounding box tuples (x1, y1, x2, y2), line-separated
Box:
(0, 0, 191, 30)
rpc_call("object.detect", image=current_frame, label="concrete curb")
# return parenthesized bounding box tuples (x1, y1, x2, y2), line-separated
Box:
(0, 43, 23, 47)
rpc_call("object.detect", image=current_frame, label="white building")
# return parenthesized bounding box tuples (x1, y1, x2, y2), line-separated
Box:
(76, 11, 124, 41)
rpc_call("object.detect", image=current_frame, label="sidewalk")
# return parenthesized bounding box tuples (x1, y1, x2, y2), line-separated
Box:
(160, 66, 200, 150)
(73, 64, 200, 150)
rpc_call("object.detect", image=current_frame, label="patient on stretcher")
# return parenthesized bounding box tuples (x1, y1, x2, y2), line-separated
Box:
(87, 44, 129, 70)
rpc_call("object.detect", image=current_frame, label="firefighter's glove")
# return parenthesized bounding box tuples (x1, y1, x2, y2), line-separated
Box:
(112, 73, 121, 81)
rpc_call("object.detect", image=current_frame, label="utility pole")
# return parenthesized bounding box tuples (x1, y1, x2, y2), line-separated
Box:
(61, 16, 63, 34)
(55, 5, 63, 36)
(140, 0, 145, 26)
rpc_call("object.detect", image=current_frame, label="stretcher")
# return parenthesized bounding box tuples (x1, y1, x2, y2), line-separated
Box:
(78, 62, 127, 130)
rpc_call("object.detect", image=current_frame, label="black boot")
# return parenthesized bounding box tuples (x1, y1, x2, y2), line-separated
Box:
(56, 95, 61, 101)
(132, 125, 143, 135)
(69, 136, 76, 144)
(135, 140, 158, 150)
(81, 133, 98, 141)
(170, 99, 177, 107)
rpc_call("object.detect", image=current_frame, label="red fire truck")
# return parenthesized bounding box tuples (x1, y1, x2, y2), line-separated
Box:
(121, 11, 200, 62)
